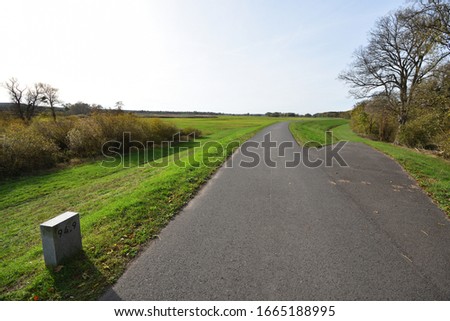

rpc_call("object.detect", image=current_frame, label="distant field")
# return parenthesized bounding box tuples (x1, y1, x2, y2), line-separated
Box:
(163, 116, 277, 135)
(289, 119, 450, 216)
(1, 116, 295, 300)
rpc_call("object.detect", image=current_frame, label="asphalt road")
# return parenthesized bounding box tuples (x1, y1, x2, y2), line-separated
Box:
(101, 122, 450, 300)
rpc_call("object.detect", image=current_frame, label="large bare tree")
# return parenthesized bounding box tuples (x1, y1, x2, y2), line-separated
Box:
(339, 7, 450, 139)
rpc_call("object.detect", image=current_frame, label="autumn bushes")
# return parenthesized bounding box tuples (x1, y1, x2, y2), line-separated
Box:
(0, 114, 181, 176)
(351, 101, 450, 158)
(1, 122, 60, 174)
(63, 114, 178, 157)
(349, 63, 450, 158)
(350, 99, 398, 143)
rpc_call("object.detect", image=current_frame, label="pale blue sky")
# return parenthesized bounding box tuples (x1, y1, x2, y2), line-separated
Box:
(0, 0, 406, 114)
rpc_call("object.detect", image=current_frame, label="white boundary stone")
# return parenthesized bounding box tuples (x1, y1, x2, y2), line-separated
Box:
(40, 212, 82, 267)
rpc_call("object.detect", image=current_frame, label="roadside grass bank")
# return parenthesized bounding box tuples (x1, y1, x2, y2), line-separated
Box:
(0, 116, 286, 300)
(289, 119, 450, 216)
(289, 118, 348, 147)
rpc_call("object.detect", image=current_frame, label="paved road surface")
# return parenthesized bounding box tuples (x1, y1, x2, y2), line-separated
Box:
(102, 122, 450, 300)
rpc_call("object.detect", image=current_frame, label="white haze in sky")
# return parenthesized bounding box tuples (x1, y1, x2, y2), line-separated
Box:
(0, 0, 405, 114)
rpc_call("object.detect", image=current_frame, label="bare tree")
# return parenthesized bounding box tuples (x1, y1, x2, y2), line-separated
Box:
(339, 7, 450, 140)
(115, 101, 124, 111)
(3, 78, 26, 120)
(24, 83, 45, 121)
(40, 83, 60, 121)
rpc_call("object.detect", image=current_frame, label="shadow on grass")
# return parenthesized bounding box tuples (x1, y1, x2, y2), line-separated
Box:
(47, 251, 109, 301)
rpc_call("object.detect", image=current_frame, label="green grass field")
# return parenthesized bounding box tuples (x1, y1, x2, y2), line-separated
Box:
(0, 116, 288, 300)
(290, 119, 450, 216)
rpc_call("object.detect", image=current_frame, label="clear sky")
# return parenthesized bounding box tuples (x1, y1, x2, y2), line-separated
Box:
(0, 0, 406, 114)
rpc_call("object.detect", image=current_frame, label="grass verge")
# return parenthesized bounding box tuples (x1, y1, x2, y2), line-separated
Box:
(289, 118, 450, 216)
(289, 118, 348, 147)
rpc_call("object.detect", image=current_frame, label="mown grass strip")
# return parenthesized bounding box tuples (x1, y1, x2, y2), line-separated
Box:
(289, 118, 348, 147)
